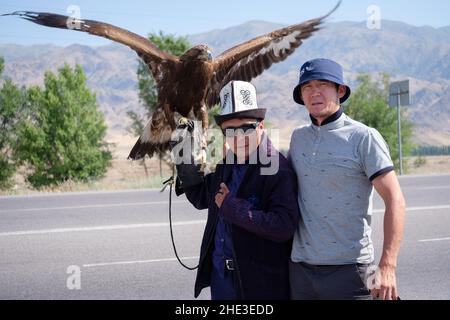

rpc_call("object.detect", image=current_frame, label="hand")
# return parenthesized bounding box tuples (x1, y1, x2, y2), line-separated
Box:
(370, 265, 398, 300)
(215, 183, 230, 208)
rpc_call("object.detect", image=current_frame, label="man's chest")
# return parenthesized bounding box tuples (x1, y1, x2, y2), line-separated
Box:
(291, 131, 364, 177)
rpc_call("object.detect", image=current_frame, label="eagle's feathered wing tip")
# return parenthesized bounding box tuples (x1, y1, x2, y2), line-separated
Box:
(2, 11, 43, 21)
(1, 11, 24, 17)
(321, 0, 342, 21)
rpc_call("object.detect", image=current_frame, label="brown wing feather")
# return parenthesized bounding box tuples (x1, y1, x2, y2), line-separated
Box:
(4, 11, 178, 80)
(6, 11, 183, 161)
(205, 1, 341, 106)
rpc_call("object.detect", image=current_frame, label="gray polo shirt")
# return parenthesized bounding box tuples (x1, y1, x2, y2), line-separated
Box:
(289, 110, 394, 265)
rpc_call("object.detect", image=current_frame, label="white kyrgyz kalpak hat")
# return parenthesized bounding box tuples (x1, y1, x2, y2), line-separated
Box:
(214, 80, 266, 125)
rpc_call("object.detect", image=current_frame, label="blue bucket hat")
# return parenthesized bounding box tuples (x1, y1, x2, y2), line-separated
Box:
(292, 58, 351, 105)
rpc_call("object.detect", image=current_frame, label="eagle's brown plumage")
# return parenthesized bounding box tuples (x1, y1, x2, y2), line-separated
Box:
(4, 1, 341, 160)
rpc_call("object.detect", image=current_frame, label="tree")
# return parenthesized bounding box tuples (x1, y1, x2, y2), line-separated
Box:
(15, 64, 112, 188)
(344, 74, 414, 171)
(0, 57, 27, 189)
(128, 31, 191, 177)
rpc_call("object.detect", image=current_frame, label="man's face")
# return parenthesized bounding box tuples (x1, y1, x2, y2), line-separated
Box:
(220, 118, 264, 161)
(300, 80, 346, 123)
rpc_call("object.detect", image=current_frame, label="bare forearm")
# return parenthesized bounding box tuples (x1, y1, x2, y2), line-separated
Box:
(372, 171, 405, 299)
(379, 196, 405, 268)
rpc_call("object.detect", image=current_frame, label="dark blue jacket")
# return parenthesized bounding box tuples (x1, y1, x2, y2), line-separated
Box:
(181, 138, 300, 299)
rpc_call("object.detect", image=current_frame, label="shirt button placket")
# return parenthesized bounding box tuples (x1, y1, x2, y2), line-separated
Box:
(312, 127, 320, 162)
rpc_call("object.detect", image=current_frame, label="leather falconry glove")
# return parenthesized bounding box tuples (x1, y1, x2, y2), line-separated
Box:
(170, 118, 204, 193)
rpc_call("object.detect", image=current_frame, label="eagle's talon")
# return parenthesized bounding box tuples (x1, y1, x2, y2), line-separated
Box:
(178, 117, 189, 126)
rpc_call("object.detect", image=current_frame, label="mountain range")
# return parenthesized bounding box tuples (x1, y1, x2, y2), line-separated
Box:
(1, 19, 449, 146)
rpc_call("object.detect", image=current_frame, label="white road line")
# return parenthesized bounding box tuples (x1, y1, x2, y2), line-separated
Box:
(1, 205, 448, 237)
(415, 186, 450, 190)
(83, 256, 199, 268)
(398, 173, 450, 179)
(0, 220, 206, 237)
(0, 188, 163, 199)
(418, 237, 450, 243)
(0, 200, 186, 213)
(373, 205, 450, 213)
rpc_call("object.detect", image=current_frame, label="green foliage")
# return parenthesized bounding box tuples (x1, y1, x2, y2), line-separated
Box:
(0, 58, 27, 189)
(344, 74, 415, 171)
(15, 64, 112, 188)
(207, 105, 221, 129)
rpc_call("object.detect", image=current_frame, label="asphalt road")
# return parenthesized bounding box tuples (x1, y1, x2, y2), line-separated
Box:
(0, 174, 449, 300)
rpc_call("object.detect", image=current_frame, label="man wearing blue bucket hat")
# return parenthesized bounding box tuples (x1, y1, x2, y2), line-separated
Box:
(289, 58, 405, 300)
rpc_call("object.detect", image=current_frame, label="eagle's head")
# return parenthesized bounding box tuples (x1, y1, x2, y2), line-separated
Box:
(180, 45, 212, 62)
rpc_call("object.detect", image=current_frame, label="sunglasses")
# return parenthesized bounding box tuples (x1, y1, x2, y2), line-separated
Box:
(221, 122, 260, 136)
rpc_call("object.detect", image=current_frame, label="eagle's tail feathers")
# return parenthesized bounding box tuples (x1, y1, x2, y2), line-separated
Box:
(127, 138, 156, 160)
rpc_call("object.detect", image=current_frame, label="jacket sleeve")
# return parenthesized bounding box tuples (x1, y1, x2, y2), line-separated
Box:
(219, 167, 300, 243)
(182, 173, 214, 210)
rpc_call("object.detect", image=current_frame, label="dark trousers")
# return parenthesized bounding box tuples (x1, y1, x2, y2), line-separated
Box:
(289, 261, 372, 300)
(210, 266, 237, 300)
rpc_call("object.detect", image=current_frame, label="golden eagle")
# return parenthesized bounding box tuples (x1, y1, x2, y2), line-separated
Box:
(4, 2, 340, 160)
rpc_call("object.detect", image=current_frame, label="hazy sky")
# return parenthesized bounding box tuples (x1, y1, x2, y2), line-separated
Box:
(0, 0, 449, 46)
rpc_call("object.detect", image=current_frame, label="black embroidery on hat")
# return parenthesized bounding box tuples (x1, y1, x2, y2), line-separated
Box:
(222, 92, 230, 110)
(240, 89, 253, 106)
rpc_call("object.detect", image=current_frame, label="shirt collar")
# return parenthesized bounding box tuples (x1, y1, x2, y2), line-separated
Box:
(310, 107, 343, 127)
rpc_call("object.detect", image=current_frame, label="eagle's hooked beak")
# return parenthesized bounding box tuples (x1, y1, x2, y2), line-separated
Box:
(205, 50, 213, 61)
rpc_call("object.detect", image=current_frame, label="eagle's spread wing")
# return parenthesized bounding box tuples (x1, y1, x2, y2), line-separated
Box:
(5, 4, 341, 161)
(3, 11, 183, 160)
(3, 11, 178, 81)
(205, 1, 341, 106)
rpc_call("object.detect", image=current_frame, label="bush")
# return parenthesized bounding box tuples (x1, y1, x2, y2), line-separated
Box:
(15, 64, 112, 188)
(0, 57, 27, 189)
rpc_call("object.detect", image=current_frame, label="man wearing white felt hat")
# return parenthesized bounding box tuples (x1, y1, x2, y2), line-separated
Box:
(173, 80, 300, 300)
(214, 80, 266, 125)
(214, 80, 267, 162)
